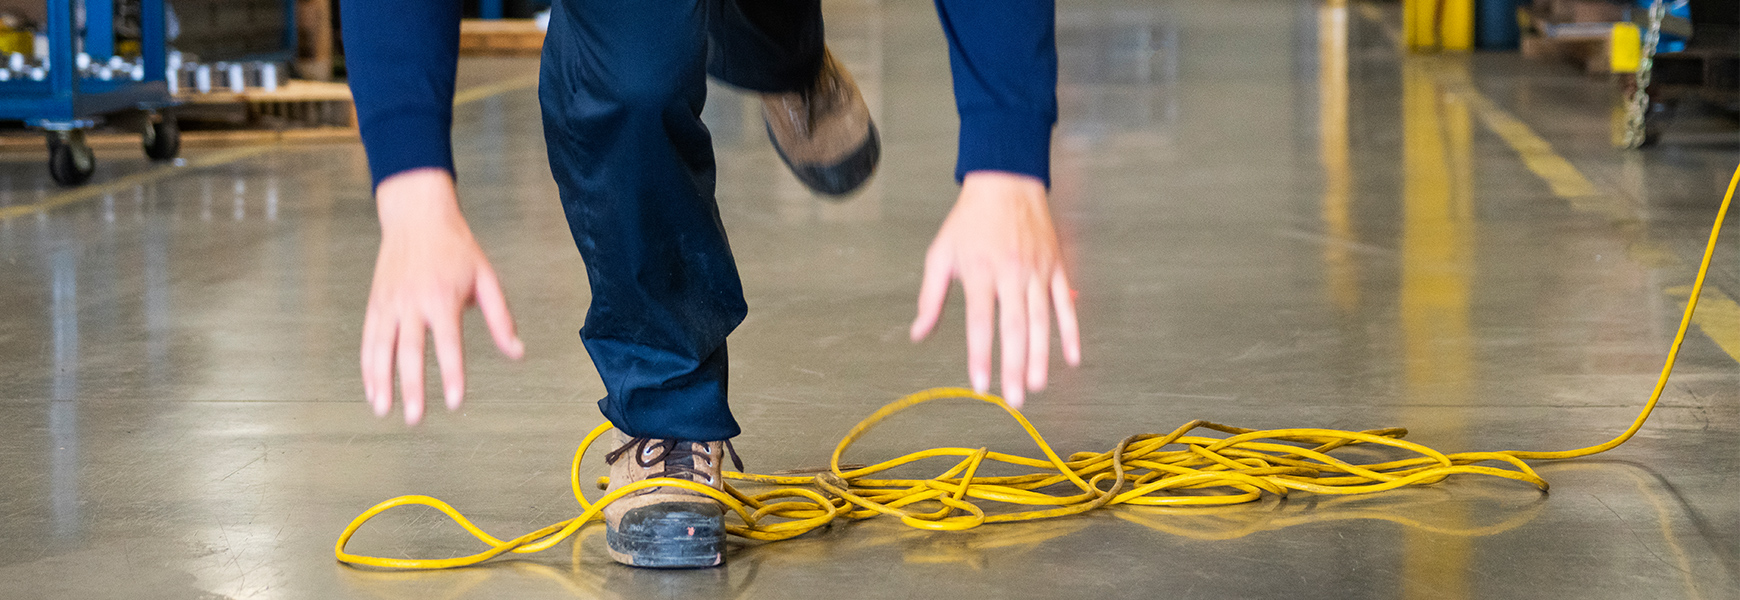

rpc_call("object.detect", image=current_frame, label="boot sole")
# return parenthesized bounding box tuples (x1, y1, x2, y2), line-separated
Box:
(767, 121, 881, 198)
(605, 502, 725, 569)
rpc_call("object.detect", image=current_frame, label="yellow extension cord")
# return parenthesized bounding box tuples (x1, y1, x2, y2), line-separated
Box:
(335, 164, 1740, 570)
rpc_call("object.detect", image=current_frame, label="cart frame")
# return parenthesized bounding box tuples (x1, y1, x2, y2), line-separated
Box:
(0, 0, 179, 184)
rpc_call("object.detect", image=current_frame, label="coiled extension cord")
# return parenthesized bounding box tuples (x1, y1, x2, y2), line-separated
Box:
(335, 163, 1739, 570)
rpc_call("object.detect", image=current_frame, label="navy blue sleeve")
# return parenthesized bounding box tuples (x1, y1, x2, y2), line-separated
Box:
(340, 0, 462, 190)
(933, 0, 1058, 187)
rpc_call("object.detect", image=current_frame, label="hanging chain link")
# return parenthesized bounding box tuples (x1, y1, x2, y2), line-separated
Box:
(1623, 0, 1669, 148)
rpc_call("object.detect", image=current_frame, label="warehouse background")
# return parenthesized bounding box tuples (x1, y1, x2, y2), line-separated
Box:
(0, 0, 1734, 598)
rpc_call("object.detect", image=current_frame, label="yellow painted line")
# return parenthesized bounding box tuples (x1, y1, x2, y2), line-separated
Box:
(1423, 59, 1739, 365)
(453, 74, 539, 106)
(1352, 2, 1738, 366)
(0, 74, 541, 221)
(1667, 285, 1740, 362)
(1455, 92, 1602, 199)
(0, 144, 275, 221)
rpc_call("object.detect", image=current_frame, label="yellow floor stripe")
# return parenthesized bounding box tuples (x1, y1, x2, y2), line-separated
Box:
(1415, 63, 1602, 199)
(1421, 59, 1740, 365)
(0, 73, 542, 222)
(0, 145, 274, 221)
(453, 74, 539, 107)
(1668, 285, 1740, 362)
(1458, 94, 1602, 199)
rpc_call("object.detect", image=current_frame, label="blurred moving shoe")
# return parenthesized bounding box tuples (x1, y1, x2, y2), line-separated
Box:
(761, 49, 880, 197)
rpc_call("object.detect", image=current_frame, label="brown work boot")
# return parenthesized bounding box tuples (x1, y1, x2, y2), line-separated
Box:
(602, 434, 741, 568)
(761, 48, 880, 197)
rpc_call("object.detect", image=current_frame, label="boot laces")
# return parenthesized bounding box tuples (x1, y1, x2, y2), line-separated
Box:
(605, 437, 744, 485)
(797, 58, 845, 133)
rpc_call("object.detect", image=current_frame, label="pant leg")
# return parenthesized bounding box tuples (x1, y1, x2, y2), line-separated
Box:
(707, 0, 826, 93)
(539, 0, 745, 441)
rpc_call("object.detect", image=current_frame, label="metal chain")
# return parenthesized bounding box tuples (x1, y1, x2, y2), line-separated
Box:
(1623, 0, 1669, 148)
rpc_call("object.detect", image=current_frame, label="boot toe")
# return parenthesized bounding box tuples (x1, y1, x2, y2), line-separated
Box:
(606, 501, 726, 569)
(770, 121, 881, 198)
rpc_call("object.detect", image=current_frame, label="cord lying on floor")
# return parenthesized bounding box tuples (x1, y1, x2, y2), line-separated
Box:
(335, 163, 1739, 571)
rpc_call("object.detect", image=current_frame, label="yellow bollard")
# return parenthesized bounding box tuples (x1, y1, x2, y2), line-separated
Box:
(1404, 0, 1474, 51)
(1610, 23, 1642, 73)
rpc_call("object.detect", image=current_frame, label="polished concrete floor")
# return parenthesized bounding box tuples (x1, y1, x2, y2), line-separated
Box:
(3, 0, 1740, 598)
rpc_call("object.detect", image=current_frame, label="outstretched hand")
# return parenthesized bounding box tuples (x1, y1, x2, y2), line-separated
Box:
(911, 171, 1082, 408)
(361, 169, 524, 425)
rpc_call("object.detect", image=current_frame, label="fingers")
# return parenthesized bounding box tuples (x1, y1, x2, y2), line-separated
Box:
(429, 308, 466, 412)
(911, 244, 954, 342)
(361, 308, 396, 418)
(1026, 274, 1051, 392)
(475, 265, 525, 359)
(1052, 268, 1082, 367)
(963, 270, 996, 395)
(997, 271, 1029, 409)
(396, 321, 427, 425)
(918, 174, 1080, 410)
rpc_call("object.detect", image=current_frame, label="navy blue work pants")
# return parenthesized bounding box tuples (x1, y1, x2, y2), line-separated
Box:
(538, 0, 823, 441)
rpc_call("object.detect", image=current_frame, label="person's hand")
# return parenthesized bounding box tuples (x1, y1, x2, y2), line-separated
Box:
(911, 171, 1082, 408)
(361, 168, 524, 425)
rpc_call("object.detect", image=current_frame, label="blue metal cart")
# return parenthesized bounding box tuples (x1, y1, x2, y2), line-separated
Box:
(0, 0, 179, 185)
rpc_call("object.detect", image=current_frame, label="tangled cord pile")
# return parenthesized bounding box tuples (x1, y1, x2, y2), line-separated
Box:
(335, 164, 1738, 570)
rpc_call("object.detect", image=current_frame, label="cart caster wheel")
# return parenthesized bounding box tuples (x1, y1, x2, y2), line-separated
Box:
(48, 131, 95, 186)
(142, 113, 180, 161)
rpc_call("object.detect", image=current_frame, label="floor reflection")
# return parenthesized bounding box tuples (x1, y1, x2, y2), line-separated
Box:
(1056, 8, 1180, 150)
(1318, 0, 1357, 314)
(1399, 54, 1477, 599)
(49, 244, 80, 542)
(1114, 492, 1545, 541)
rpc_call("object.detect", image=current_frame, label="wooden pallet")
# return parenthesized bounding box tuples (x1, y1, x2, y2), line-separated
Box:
(1652, 47, 1740, 104)
(1522, 27, 1621, 74)
(1519, 2, 1637, 75)
(1534, 0, 1625, 24)
(459, 19, 545, 56)
(176, 80, 356, 129)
